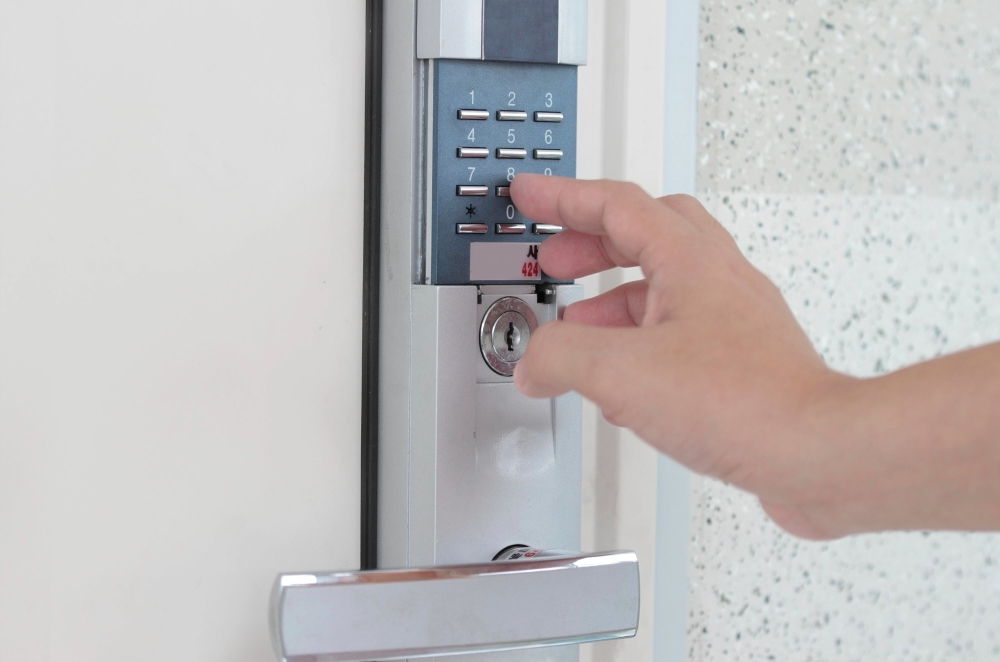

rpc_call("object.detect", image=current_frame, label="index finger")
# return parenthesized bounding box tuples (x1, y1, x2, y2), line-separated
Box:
(510, 174, 696, 273)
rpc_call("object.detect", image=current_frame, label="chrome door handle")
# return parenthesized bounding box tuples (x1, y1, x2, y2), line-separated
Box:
(270, 547, 639, 662)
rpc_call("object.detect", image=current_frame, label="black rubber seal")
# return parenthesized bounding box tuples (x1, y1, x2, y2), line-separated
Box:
(360, 0, 383, 571)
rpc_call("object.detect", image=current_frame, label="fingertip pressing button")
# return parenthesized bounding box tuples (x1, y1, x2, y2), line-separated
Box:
(496, 186, 511, 197)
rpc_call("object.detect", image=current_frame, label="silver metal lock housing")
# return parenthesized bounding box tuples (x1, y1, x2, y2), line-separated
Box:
(480, 296, 538, 376)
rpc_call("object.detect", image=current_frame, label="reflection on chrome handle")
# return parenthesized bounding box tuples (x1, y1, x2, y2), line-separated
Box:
(270, 549, 640, 662)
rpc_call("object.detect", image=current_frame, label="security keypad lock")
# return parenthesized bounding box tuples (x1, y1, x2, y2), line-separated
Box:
(268, 3, 640, 662)
(434, 60, 577, 284)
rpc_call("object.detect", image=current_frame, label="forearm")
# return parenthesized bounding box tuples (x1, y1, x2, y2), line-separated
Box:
(776, 342, 1000, 538)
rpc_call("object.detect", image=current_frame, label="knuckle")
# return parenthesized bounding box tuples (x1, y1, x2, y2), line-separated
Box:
(597, 179, 644, 201)
(594, 235, 619, 268)
(618, 181, 648, 200)
(658, 193, 704, 215)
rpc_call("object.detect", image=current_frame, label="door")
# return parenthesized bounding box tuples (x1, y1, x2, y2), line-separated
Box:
(0, 3, 365, 660)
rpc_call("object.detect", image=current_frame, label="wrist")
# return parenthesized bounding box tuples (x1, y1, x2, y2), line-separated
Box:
(756, 370, 882, 539)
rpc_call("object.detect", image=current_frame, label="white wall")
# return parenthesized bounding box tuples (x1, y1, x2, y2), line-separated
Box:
(690, 1, 1000, 659)
(0, 3, 365, 660)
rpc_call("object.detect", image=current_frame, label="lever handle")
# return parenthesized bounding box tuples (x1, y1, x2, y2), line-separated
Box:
(270, 549, 640, 662)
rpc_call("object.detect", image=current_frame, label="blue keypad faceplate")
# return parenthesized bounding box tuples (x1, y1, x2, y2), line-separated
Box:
(432, 59, 578, 285)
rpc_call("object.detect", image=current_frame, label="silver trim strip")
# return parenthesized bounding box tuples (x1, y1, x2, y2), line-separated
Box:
(416, 0, 483, 60)
(557, 0, 589, 65)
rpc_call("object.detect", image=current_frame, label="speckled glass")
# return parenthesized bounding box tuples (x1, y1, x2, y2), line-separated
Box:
(691, 1, 1000, 659)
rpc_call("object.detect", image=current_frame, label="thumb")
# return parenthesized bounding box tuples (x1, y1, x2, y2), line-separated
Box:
(513, 320, 637, 406)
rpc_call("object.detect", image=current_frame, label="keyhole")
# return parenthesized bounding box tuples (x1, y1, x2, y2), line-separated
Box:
(506, 322, 515, 351)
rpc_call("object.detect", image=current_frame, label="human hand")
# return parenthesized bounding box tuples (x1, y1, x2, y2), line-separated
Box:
(510, 174, 1000, 540)
(510, 175, 855, 538)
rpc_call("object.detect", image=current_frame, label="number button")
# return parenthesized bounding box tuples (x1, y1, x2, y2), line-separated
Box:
(496, 148, 526, 159)
(457, 109, 489, 120)
(533, 149, 563, 160)
(497, 110, 527, 121)
(534, 111, 563, 123)
(496, 223, 526, 234)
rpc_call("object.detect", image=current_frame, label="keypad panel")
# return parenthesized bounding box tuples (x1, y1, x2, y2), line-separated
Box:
(432, 59, 577, 285)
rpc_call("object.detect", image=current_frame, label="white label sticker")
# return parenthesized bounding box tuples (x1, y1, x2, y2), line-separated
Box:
(470, 243, 541, 281)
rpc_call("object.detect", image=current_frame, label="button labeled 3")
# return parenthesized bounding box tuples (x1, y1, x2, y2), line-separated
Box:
(481, 297, 538, 375)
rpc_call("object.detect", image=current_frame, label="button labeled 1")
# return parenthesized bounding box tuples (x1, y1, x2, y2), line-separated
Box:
(480, 297, 538, 376)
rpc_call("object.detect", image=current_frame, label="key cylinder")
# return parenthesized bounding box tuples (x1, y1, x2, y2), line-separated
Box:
(480, 296, 538, 375)
(492, 311, 530, 362)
